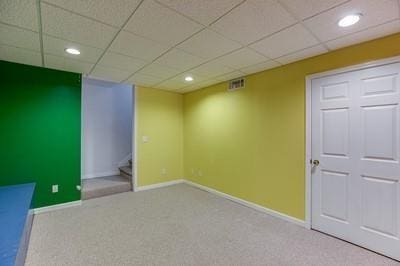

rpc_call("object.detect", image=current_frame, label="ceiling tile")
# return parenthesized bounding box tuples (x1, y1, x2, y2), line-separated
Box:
(0, 0, 38, 31)
(43, 35, 103, 63)
(41, 3, 117, 49)
(155, 0, 244, 25)
(138, 63, 181, 80)
(155, 48, 205, 71)
(250, 24, 319, 59)
(189, 60, 234, 78)
(157, 73, 207, 90)
(0, 45, 42, 67)
(276, 45, 328, 64)
(179, 79, 220, 93)
(325, 19, 400, 50)
(177, 29, 242, 60)
(110, 31, 170, 61)
(304, 0, 400, 42)
(240, 60, 281, 75)
(44, 0, 142, 27)
(178, 86, 201, 93)
(214, 70, 245, 82)
(126, 73, 163, 87)
(279, 0, 348, 20)
(211, 0, 296, 45)
(90, 65, 132, 83)
(98, 52, 147, 72)
(213, 48, 268, 69)
(124, 0, 203, 46)
(45, 54, 94, 74)
(0, 24, 40, 51)
(157, 80, 186, 90)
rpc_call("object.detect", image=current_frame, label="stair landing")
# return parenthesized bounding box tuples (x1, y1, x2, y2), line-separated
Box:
(82, 175, 131, 200)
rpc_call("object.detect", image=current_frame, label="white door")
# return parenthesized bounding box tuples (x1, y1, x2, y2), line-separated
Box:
(311, 62, 400, 260)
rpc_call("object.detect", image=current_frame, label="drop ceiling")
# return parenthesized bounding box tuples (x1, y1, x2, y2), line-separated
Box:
(1, 0, 399, 93)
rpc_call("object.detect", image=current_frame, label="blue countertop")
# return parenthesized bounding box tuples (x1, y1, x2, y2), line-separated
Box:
(0, 183, 35, 266)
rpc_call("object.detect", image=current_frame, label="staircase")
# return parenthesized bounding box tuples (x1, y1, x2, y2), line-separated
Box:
(82, 159, 133, 200)
(119, 159, 132, 180)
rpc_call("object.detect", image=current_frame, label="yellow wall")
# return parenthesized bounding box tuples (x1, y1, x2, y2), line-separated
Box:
(183, 33, 400, 220)
(136, 86, 183, 186)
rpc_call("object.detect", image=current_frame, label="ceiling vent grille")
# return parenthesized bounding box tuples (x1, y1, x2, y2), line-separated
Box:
(228, 77, 245, 91)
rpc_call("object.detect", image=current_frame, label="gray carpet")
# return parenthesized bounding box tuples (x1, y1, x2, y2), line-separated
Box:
(26, 184, 399, 266)
(81, 175, 131, 200)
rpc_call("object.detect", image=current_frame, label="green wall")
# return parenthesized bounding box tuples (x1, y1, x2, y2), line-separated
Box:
(0, 60, 81, 208)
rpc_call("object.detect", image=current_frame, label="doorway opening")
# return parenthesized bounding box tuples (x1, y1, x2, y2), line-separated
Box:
(81, 78, 135, 199)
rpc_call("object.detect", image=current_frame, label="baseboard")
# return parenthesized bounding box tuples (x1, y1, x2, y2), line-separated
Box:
(183, 180, 306, 228)
(82, 170, 120, 179)
(135, 179, 184, 192)
(33, 200, 82, 214)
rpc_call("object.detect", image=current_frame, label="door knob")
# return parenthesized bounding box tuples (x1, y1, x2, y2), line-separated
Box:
(312, 160, 320, 166)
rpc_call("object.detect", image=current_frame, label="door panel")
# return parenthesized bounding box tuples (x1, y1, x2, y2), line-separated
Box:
(362, 105, 398, 161)
(361, 175, 398, 238)
(321, 170, 349, 223)
(321, 82, 349, 100)
(311, 62, 400, 260)
(322, 108, 349, 157)
(361, 73, 398, 97)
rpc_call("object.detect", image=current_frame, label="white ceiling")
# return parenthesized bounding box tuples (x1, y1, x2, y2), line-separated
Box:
(1, 0, 399, 93)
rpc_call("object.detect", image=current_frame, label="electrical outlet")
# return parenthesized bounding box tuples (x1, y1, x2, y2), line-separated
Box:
(142, 136, 149, 143)
(161, 168, 167, 175)
(191, 169, 195, 175)
(198, 170, 203, 177)
(76, 185, 81, 191)
(52, 185, 58, 193)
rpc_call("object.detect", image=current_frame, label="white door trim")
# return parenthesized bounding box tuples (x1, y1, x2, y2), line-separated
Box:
(305, 55, 400, 230)
(132, 85, 138, 191)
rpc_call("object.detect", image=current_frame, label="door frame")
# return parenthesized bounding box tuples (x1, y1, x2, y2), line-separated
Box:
(132, 85, 138, 191)
(304, 55, 400, 229)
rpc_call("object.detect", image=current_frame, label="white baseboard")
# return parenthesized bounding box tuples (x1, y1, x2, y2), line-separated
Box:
(135, 179, 184, 192)
(183, 180, 306, 228)
(34, 200, 82, 214)
(82, 170, 120, 179)
(32, 180, 305, 227)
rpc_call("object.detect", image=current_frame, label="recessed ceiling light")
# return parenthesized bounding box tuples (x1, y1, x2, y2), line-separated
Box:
(185, 76, 194, 82)
(65, 48, 81, 55)
(338, 14, 361, 27)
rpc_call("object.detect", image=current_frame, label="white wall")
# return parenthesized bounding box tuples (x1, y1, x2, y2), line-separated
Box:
(82, 78, 133, 179)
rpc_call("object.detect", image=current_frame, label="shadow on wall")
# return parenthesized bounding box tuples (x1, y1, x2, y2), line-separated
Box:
(82, 78, 133, 179)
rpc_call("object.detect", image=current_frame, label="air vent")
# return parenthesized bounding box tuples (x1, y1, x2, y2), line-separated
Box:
(228, 78, 245, 91)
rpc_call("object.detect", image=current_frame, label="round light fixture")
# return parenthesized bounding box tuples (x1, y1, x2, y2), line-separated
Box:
(338, 14, 361, 27)
(65, 48, 81, 55)
(185, 76, 194, 82)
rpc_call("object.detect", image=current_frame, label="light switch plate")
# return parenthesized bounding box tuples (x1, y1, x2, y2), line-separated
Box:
(52, 185, 58, 193)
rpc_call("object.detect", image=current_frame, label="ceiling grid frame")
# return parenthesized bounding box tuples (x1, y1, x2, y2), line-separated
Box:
(121, 0, 253, 84)
(87, 0, 146, 75)
(277, 0, 332, 52)
(123, 0, 266, 87)
(324, 18, 400, 46)
(40, 1, 121, 29)
(0, 0, 399, 92)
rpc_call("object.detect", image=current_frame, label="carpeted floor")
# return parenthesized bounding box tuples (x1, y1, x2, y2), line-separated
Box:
(81, 175, 131, 200)
(26, 184, 399, 266)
